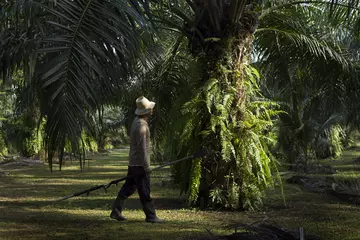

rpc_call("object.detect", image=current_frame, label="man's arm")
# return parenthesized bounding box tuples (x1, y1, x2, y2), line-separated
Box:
(138, 124, 151, 172)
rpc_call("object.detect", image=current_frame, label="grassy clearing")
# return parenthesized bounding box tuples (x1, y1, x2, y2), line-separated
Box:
(1, 149, 360, 239)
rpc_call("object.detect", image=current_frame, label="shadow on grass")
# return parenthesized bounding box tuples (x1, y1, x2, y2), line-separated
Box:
(334, 165, 360, 172)
(3, 165, 171, 179)
(2, 196, 187, 211)
(1, 205, 208, 240)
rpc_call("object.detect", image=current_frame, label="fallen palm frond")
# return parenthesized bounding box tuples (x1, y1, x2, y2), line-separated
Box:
(352, 156, 360, 164)
(288, 175, 360, 204)
(332, 177, 360, 204)
(188, 222, 320, 240)
(287, 175, 334, 193)
(288, 163, 337, 174)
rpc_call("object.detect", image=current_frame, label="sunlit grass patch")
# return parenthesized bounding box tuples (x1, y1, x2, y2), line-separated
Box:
(335, 172, 360, 178)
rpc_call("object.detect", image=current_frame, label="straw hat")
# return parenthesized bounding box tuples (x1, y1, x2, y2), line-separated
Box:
(135, 96, 156, 115)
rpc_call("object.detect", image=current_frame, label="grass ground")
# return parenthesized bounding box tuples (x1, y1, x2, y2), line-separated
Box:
(1, 148, 360, 240)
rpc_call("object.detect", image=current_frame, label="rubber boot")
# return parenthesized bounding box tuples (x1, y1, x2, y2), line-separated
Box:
(142, 201, 164, 223)
(110, 196, 127, 221)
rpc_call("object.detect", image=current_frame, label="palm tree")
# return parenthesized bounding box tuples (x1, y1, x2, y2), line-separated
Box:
(1, 0, 156, 170)
(152, 0, 360, 209)
(254, 2, 359, 164)
(1, 0, 359, 209)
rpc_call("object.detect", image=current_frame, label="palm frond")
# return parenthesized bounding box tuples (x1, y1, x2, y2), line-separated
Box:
(260, 0, 360, 23)
(32, 0, 154, 170)
(0, 0, 44, 85)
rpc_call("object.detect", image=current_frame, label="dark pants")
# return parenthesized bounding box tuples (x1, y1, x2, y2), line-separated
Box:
(118, 166, 152, 203)
(113, 166, 156, 219)
(112, 166, 156, 220)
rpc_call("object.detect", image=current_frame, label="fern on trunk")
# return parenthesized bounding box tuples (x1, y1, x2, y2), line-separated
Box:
(166, 1, 283, 210)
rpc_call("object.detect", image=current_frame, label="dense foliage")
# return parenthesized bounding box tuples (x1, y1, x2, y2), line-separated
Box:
(1, 0, 360, 210)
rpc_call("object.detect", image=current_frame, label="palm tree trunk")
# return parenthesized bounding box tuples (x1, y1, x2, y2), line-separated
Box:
(198, 35, 256, 209)
(181, 3, 274, 210)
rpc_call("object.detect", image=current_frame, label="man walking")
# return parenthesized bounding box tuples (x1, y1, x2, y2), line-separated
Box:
(110, 96, 164, 223)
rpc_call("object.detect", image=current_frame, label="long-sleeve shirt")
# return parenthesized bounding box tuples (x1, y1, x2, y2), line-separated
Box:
(128, 117, 151, 171)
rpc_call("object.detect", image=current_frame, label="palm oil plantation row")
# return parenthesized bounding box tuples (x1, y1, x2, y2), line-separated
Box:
(1, 0, 360, 217)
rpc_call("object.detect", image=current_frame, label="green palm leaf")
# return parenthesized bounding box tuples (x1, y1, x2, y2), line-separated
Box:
(33, 0, 154, 171)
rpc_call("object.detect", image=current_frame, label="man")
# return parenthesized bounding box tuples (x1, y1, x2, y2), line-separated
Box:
(110, 96, 164, 223)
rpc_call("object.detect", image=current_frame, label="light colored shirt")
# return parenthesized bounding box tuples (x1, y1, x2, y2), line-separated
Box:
(128, 117, 151, 171)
